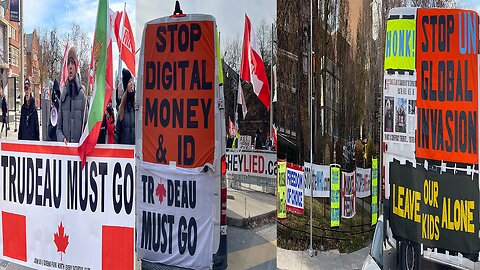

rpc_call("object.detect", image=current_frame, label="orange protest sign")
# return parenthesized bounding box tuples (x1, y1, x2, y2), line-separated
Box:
(142, 20, 215, 168)
(416, 9, 479, 164)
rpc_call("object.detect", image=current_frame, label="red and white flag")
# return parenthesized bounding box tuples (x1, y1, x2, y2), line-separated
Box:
(114, 11, 136, 77)
(237, 74, 247, 119)
(59, 40, 69, 90)
(113, 10, 123, 47)
(229, 117, 236, 136)
(240, 14, 270, 110)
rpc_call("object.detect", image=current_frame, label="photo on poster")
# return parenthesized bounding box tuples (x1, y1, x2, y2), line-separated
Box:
(395, 97, 407, 133)
(408, 100, 416, 115)
(384, 97, 394, 132)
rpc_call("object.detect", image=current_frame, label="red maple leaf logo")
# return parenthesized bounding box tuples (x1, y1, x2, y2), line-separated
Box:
(155, 182, 167, 204)
(53, 222, 69, 261)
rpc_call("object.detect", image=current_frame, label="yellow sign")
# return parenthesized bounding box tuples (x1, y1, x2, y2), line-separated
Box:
(277, 161, 287, 219)
(384, 19, 416, 71)
(330, 166, 340, 227)
(372, 158, 378, 225)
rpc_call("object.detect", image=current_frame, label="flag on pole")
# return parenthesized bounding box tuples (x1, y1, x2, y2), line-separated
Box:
(273, 124, 278, 151)
(119, 11, 136, 76)
(59, 40, 69, 90)
(240, 14, 270, 110)
(229, 117, 236, 136)
(78, 0, 113, 167)
(237, 75, 247, 119)
(113, 10, 123, 47)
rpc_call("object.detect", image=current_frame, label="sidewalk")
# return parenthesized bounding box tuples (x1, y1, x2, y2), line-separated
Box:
(226, 186, 276, 228)
(277, 245, 370, 270)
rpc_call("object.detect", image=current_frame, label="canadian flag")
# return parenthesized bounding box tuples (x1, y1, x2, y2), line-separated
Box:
(59, 40, 69, 90)
(240, 14, 270, 110)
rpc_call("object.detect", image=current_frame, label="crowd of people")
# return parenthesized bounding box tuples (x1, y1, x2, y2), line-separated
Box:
(0, 46, 136, 146)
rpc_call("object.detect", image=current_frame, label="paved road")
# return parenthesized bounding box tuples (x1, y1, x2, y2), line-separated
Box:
(227, 223, 277, 270)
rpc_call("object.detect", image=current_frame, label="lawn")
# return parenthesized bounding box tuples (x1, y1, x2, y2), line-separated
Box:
(277, 196, 375, 253)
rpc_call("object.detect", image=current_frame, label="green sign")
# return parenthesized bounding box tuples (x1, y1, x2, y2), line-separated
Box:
(330, 166, 340, 227)
(277, 161, 287, 219)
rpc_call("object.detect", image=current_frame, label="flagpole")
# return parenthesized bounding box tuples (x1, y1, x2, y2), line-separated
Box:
(114, 2, 126, 109)
(235, 74, 239, 128)
(269, 22, 274, 149)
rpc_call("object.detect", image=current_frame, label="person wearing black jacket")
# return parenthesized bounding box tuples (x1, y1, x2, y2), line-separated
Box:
(18, 79, 39, 141)
(1, 88, 7, 137)
(115, 68, 135, 145)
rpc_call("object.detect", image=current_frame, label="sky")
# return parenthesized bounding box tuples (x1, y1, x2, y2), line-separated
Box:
(24, 0, 135, 80)
(135, 0, 276, 54)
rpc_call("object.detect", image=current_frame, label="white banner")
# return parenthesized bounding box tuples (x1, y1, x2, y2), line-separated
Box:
(355, 168, 371, 198)
(226, 149, 277, 179)
(304, 162, 330, 198)
(136, 160, 213, 269)
(0, 141, 135, 270)
(341, 171, 356, 218)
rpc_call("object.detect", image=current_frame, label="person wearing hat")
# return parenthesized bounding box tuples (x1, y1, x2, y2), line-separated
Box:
(114, 68, 135, 145)
(56, 46, 87, 144)
(18, 78, 39, 141)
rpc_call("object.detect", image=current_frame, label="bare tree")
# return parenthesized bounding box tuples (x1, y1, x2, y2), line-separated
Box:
(70, 22, 91, 88)
(222, 34, 242, 73)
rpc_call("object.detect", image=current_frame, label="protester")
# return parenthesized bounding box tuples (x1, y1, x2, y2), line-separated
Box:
(98, 101, 115, 144)
(18, 79, 39, 141)
(1, 88, 7, 137)
(57, 47, 87, 144)
(255, 129, 263, 149)
(48, 79, 61, 141)
(115, 68, 135, 145)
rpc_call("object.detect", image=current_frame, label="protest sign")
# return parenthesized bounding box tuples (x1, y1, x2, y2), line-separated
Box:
(304, 162, 330, 198)
(330, 166, 340, 227)
(286, 163, 304, 214)
(277, 160, 287, 220)
(226, 150, 277, 179)
(341, 171, 356, 218)
(0, 141, 135, 270)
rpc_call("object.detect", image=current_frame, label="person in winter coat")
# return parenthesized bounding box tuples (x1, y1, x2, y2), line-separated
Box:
(98, 102, 115, 144)
(1, 88, 7, 137)
(48, 79, 61, 141)
(18, 79, 39, 141)
(57, 47, 87, 144)
(115, 68, 135, 145)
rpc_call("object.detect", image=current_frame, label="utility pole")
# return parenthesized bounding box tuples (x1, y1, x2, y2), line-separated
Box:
(308, 0, 315, 258)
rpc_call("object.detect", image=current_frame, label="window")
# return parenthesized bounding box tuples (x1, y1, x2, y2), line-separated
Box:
(8, 25, 15, 40)
(9, 45, 18, 66)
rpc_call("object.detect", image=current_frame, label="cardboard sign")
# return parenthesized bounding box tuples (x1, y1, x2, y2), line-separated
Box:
(416, 9, 479, 164)
(226, 150, 277, 179)
(389, 159, 480, 254)
(142, 20, 215, 168)
(330, 166, 340, 227)
(238, 135, 252, 149)
(286, 163, 304, 214)
(277, 161, 287, 220)
(0, 141, 135, 270)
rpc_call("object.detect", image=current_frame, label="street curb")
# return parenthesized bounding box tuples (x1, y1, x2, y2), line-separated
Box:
(227, 210, 277, 228)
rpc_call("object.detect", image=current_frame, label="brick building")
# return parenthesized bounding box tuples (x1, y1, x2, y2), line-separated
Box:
(25, 29, 40, 106)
